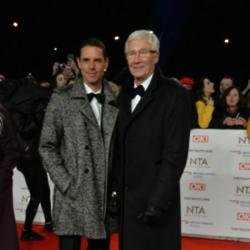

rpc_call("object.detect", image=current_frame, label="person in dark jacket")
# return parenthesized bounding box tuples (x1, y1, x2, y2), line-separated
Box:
(9, 78, 53, 241)
(0, 104, 20, 250)
(113, 30, 191, 250)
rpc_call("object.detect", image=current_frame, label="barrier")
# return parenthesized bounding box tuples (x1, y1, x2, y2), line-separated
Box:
(181, 129, 250, 240)
(13, 129, 250, 240)
(13, 169, 54, 224)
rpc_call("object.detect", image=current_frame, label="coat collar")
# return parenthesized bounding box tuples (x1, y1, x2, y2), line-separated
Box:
(121, 69, 160, 122)
(70, 78, 118, 127)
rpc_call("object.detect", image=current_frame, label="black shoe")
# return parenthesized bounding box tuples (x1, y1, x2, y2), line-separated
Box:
(44, 222, 53, 232)
(20, 230, 44, 241)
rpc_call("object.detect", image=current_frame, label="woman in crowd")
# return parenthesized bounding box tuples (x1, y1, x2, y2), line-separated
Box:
(247, 118, 250, 138)
(193, 77, 216, 128)
(212, 86, 249, 129)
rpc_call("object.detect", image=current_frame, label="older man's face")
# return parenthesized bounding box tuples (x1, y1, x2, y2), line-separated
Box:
(125, 39, 159, 85)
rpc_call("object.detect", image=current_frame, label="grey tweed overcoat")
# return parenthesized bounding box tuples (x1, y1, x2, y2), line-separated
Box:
(39, 79, 118, 238)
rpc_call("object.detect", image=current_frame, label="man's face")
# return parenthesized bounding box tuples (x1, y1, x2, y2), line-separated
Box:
(220, 78, 233, 94)
(125, 39, 159, 85)
(77, 46, 108, 87)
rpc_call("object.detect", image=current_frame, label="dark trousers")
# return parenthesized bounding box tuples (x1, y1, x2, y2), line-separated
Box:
(18, 158, 52, 230)
(59, 236, 109, 250)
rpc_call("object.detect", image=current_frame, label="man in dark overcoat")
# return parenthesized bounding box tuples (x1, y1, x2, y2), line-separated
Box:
(39, 38, 119, 250)
(114, 30, 191, 250)
(0, 104, 20, 250)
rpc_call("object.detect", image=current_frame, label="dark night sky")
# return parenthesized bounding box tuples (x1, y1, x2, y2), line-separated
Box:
(1, 0, 250, 87)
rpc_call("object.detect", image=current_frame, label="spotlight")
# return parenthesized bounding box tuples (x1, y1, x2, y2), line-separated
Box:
(12, 21, 19, 28)
(224, 38, 230, 44)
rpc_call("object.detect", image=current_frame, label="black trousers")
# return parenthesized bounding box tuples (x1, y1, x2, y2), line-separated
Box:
(18, 158, 52, 230)
(59, 236, 109, 250)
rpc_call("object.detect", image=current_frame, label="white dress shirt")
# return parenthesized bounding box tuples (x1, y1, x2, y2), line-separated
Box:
(131, 74, 153, 112)
(84, 83, 102, 127)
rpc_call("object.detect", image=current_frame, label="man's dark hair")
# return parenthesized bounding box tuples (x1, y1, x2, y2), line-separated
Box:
(78, 38, 108, 59)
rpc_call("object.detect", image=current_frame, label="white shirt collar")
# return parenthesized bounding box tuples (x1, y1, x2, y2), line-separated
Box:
(134, 74, 153, 91)
(84, 82, 102, 94)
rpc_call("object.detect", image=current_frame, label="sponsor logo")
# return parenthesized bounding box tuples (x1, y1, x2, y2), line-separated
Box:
(228, 199, 240, 204)
(237, 212, 250, 221)
(233, 177, 250, 181)
(192, 172, 216, 178)
(192, 135, 208, 143)
(186, 206, 206, 217)
(182, 220, 214, 227)
(183, 170, 192, 175)
(181, 219, 189, 224)
(228, 199, 250, 207)
(15, 207, 26, 213)
(238, 137, 250, 145)
(189, 182, 207, 191)
(231, 150, 241, 155)
(189, 149, 213, 153)
(184, 197, 210, 202)
(239, 162, 250, 170)
(231, 227, 250, 232)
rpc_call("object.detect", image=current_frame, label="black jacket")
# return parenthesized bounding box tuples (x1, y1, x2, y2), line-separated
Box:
(114, 70, 191, 250)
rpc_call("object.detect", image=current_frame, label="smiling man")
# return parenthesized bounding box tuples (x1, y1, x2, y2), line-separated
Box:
(39, 38, 118, 250)
(113, 30, 191, 250)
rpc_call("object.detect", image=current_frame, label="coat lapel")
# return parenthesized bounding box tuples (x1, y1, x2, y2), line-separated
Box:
(102, 81, 119, 136)
(70, 79, 119, 131)
(125, 73, 158, 124)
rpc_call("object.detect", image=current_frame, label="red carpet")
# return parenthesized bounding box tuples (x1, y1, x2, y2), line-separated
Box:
(17, 224, 250, 250)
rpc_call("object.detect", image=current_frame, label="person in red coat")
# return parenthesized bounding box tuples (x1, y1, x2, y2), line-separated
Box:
(113, 30, 191, 250)
(0, 104, 20, 250)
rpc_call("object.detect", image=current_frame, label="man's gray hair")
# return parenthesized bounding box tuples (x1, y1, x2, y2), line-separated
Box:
(125, 30, 160, 53)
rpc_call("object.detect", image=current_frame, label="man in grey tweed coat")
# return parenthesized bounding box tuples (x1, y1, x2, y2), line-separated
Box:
(39, 38, 118, 250)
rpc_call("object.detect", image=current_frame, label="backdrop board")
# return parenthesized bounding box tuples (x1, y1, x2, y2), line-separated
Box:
(13, 129, 250, 241)
(181, 129, 250, 241)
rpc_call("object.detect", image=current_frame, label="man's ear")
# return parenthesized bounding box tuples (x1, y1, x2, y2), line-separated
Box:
(154, 53, 159, 65)
(105, 57, 109, 71)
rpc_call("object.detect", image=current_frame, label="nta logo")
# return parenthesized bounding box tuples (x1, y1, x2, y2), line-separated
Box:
(236, 185, 250, 195)
(238, 137, 250, 145)
(186, 206, 206, 216)
(189, 157, 208, 166)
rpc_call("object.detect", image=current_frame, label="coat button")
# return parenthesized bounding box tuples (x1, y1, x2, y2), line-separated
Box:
(84, 169, 89, 174)
(85, 145, 89, 150)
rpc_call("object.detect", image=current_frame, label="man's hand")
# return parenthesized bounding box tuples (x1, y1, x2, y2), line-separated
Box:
(137, 206, 164, 225)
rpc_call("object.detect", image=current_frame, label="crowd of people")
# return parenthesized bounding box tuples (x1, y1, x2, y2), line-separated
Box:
(177, 75, 250, 132)
(0, 29, 250, 250)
